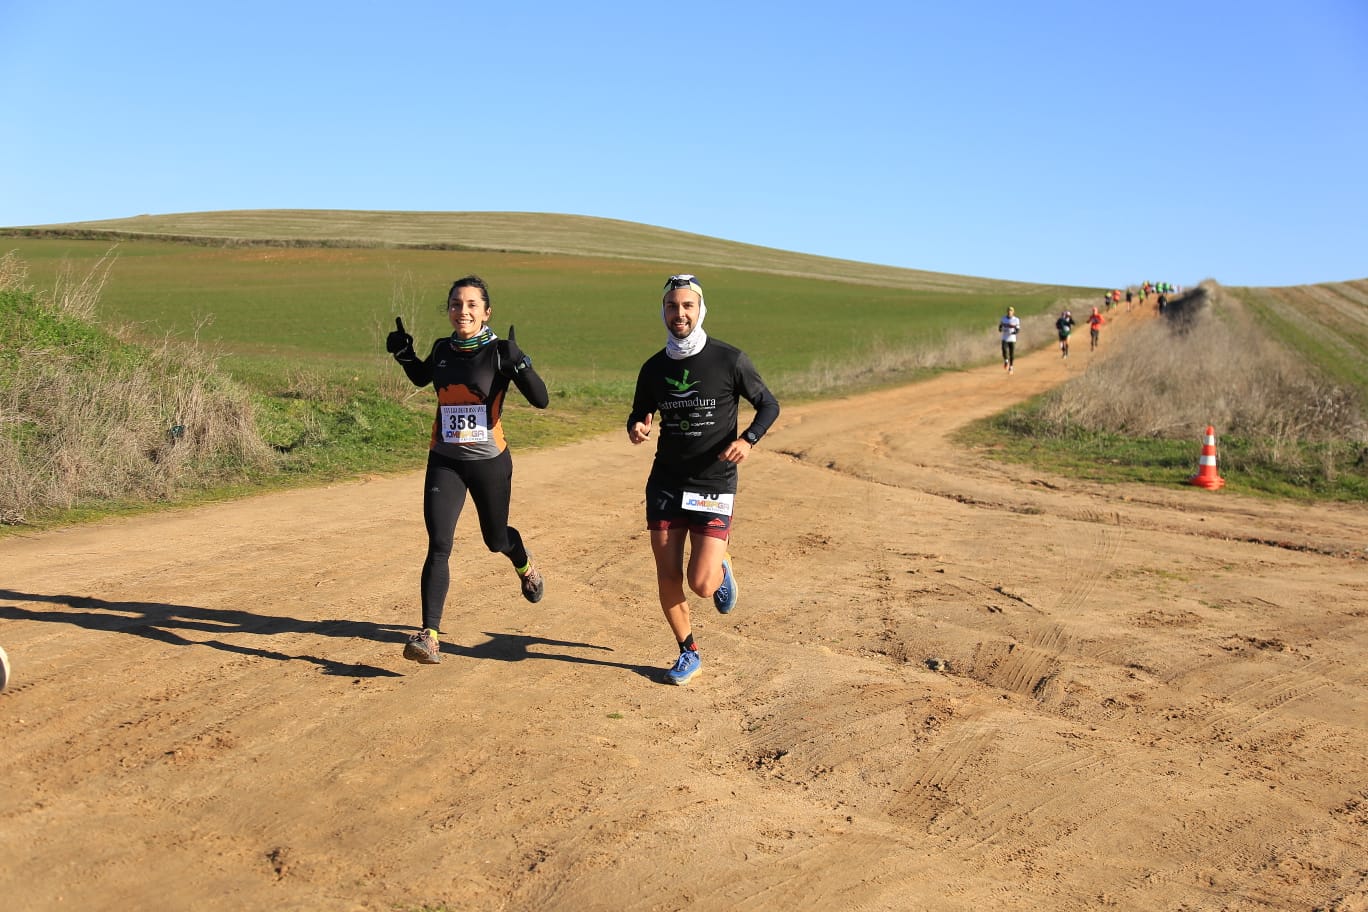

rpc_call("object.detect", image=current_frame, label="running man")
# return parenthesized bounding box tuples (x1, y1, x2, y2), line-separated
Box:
(1088, 306, 1105, 351)
(1055, 309, 1075, 358)
(387, 275, 551, 666)
(999, 306, 1021, 373)
(626, 274, 780, 686)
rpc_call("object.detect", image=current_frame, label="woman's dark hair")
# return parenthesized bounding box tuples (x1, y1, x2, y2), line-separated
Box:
(448, 275, 491, 308)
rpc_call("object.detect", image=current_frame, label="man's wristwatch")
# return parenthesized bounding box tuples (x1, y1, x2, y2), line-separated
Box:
(742, 430, 760, 446)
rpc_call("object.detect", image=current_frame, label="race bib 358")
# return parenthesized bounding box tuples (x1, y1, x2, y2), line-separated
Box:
(440, 404, 490, 444)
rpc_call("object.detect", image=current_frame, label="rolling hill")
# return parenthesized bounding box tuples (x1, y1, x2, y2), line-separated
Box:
(4, 209, 1058, 294)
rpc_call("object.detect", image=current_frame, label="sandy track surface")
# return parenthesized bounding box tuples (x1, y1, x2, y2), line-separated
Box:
(3, 307, 1366, 911)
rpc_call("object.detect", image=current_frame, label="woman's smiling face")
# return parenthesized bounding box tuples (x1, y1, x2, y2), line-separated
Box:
(448, 285, 491, 339)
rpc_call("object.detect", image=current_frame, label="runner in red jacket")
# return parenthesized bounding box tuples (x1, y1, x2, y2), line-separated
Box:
(1088, 307, 1105, 352)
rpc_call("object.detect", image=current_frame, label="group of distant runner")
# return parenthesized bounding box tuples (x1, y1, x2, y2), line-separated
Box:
(1001, 280, 1181, 372)
(998, 301, 1105, 372)
(1048, 307, 1105, 359)
(1103, 281, 1181, 314)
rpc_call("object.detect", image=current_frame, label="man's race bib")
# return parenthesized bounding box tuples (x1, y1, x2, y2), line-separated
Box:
(682, 491, 734, 516)
(440, 404, 490, 444)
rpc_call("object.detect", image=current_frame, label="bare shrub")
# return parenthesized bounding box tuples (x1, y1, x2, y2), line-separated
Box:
(46, 246, 118, 320)
(2, 343, 274, 519)
(0, 256, 276, 524)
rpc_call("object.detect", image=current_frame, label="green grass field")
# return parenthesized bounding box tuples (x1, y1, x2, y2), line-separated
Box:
(0, 233, 1082, 397)
(1230, 281, 1368, 397)
(3, 211, 1362, 526)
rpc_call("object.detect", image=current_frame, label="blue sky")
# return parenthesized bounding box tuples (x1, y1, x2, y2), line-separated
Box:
(2, 0, 1365, 287)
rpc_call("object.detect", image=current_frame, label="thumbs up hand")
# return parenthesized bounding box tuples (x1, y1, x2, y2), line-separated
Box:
(386, 316, 415, 357)
(496, 324, 529, 377)
(629, 412, 653, 445)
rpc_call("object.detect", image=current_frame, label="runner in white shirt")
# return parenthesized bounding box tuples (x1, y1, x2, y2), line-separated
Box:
(999, 306, 1022, 374)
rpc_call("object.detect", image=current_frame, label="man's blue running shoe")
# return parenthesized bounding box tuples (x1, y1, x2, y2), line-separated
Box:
(665, 649, 701, 686)
(713, 554, 738, 614)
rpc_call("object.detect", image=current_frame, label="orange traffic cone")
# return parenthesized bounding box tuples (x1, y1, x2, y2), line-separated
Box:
(1188, 425, 1226, 489)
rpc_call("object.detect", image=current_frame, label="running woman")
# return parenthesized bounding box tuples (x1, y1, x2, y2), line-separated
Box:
(386, 275, 550, 665)
(626, 274, 780, 686)
(999, 306, 1021, 373)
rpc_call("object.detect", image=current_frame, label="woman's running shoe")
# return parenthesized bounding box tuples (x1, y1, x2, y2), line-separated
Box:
(403, 629, 442, 664)
(519, 558, 545, 603)
(713, 554, 737, 614)
(665, 649, 701, 685)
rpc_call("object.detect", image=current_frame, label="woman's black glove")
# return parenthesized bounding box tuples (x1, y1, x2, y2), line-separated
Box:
(386, 316, 416, 360)
(496, 324, 531, 378)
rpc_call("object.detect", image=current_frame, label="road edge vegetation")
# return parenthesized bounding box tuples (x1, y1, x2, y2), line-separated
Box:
(956, 281, 1368, 501)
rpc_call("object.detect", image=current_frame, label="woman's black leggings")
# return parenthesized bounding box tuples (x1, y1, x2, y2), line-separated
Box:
(420, 448, 529, 631)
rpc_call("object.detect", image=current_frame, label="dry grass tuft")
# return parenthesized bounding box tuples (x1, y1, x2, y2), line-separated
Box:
(49, 245, 117, 321)
(0, 253, 275, 525)
(0, 249, 30, 291)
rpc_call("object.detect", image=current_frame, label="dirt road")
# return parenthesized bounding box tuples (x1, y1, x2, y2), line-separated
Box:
(3, 306, 1366, 911)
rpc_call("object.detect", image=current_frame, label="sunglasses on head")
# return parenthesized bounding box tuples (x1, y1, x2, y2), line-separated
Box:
(662, 276, 705, 298)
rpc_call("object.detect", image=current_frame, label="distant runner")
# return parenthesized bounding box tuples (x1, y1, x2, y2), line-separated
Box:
(999, 306, 1021, 373)
(1055, 309, 1075, 358)
(1088, 306, 1105, 351)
